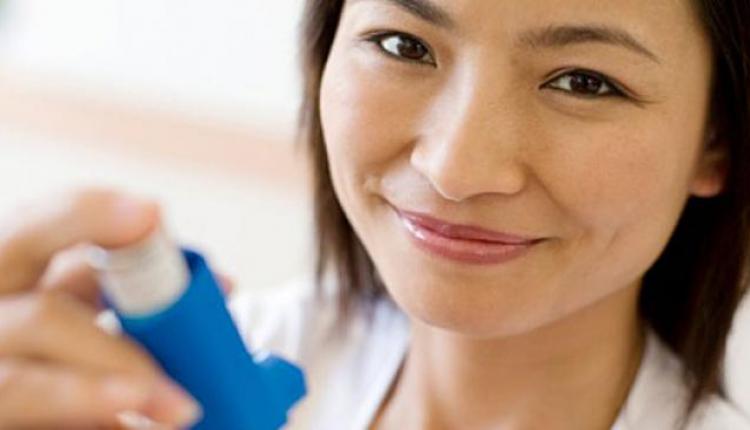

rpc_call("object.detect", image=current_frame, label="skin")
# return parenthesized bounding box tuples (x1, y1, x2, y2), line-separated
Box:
(319, 0, 726, 428)
(0, 189, 205, 428)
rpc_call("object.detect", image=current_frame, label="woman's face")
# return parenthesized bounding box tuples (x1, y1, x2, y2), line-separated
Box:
(319, 0, 724, 336)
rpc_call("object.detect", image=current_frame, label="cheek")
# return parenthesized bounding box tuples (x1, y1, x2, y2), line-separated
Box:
(319, 47, 397, 246)
(536, 118, 702, 284)
(552, 132, 685, 225)
(531, 95, 702, 225)
(319, 46, 431, 179)
(549, 53, 713, 235)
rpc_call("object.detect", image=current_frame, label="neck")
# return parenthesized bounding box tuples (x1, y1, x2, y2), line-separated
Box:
(373, 282, 646, 430)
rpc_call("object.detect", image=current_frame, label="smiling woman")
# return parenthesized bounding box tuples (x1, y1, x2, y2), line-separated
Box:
(231, 0, 750, 429)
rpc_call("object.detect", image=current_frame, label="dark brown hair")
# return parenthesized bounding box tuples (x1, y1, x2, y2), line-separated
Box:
(296, 0, 750, 419)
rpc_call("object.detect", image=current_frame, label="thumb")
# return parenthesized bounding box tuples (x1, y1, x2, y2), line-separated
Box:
(37, 244, 108, 309)
(0, 188, 160, 295)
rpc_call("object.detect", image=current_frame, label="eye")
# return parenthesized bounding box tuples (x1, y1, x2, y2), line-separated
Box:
(365, 31, 436, 66)
(542, 69, 626, 99)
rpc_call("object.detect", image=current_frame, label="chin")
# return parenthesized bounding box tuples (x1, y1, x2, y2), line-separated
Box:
(379, 271, 562, 338)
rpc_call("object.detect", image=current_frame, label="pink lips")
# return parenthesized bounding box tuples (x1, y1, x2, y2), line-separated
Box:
(394, 207, 544, 265)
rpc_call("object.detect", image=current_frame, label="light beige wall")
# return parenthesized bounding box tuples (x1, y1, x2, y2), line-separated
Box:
(0, 76, 313, 292)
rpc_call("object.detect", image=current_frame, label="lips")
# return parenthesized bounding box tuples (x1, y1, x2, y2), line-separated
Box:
(395, 208, 542, 245)
(391, 206, 545, 265)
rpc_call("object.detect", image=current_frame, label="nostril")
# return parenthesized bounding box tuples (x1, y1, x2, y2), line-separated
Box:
(410, 144, 527, 202)
(409, 147, 466, 202)
(411, 151, 468, 202)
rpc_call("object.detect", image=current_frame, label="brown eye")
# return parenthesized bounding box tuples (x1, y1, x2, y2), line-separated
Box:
(370, 32, 435, 65)
(544, 70, 624, 98)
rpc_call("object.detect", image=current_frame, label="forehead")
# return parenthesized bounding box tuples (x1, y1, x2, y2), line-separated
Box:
(347, 0, 699, 28)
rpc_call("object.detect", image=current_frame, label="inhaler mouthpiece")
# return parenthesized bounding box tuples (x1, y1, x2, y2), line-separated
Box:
(87, 227, 189, 316)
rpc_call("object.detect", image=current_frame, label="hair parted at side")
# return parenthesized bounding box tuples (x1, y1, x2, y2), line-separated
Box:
(295, 0, 750, 419)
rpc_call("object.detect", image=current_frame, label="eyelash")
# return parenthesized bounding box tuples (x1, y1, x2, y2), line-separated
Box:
(363, 31, 437, 66)
(363, 31, 630, 101)
(542, 68, 627, 99)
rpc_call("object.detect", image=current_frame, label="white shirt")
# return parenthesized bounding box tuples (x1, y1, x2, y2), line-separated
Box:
(228, 274, 750, 430)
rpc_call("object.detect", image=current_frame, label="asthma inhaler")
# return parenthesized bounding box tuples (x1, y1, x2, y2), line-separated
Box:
(87, 227, 306, 430)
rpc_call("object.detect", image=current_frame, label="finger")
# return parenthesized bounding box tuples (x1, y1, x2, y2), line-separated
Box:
(215, 272, 235, 296)
(0, 360, 198, 429)
(0, 292, 160, 378)
(0, 293, 201, 426)
(38, 244, 105, 310)
(0, 359, 147, 428)
(116, 411, 178, 430)
(0, 187, 160, 294)
(39, 250, 236, 309)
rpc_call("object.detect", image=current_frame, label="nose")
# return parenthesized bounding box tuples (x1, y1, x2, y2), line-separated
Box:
(410, 75, 528, 202)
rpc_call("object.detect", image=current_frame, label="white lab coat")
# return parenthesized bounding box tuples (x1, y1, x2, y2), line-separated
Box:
(228, 274, 750, 430)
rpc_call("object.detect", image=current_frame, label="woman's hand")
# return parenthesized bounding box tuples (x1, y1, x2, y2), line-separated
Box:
(0, 188, 202, 429)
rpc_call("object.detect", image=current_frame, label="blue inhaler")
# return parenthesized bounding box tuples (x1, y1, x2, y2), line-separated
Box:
(88, 228, 306, 430)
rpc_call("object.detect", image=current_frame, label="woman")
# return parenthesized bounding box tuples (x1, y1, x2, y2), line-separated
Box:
(0, 0, 747, 429)
(253, 0, 750, 428)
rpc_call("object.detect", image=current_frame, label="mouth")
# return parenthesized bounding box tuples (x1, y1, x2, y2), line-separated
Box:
(391, 206, 546, 265)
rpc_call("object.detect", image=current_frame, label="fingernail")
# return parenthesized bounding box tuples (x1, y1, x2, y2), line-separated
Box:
(154, 379, 203, 427)
(101, 376, 150, 409)
(115, 196, 152, 221)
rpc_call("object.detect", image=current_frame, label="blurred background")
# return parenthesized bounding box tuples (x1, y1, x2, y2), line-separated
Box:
(0, 0, 311, 291)
(0, 0, 748, 414)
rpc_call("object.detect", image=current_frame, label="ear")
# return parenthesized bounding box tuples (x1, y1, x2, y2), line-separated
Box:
(688, 127, 728, 198)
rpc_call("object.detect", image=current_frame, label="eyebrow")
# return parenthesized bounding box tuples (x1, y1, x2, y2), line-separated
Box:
(353, 0, 661, 64)
(519, 25, 661, 64)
